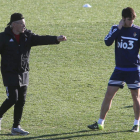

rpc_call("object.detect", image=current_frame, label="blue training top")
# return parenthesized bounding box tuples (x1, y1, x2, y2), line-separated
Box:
(104, 24, 140, 71)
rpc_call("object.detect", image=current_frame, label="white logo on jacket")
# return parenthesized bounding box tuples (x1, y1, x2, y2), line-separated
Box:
(9, 39, 14, 42)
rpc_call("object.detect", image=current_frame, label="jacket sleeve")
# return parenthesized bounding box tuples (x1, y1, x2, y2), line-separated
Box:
(0, 33, 5, 54)
(104, 25, 121, 46)
(29, 32, 60, 47)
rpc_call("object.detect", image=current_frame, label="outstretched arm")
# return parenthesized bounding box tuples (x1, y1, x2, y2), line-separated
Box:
(29, 33, 67, 46)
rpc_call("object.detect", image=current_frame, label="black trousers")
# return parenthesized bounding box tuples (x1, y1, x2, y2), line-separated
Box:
(0, 86, 27, 128)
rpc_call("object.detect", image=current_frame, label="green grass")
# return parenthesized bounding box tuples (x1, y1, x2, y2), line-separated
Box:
(0, 0, 140, 139)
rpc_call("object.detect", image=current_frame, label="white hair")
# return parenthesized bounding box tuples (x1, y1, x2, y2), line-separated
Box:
(10, 22, 14, 29)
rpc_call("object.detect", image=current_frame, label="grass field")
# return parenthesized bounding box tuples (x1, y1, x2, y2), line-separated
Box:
(0, 0, 140, 139)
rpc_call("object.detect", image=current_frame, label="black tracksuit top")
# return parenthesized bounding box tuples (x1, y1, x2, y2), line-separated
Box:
(0, 26, 59, 86)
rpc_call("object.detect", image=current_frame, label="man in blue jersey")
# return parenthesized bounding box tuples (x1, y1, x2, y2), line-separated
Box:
(88, 7, 140, 132)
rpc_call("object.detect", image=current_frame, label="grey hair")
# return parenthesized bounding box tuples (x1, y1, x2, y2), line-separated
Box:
(10, 22, 14, 29)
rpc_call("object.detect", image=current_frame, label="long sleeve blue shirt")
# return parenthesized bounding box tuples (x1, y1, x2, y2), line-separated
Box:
(104, 24, 140, 70)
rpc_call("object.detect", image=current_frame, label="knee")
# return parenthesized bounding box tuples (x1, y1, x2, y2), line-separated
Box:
(104, 91, 114, 101)
(131, 90, 140, 102)
(16, 100, 26, 107)
(7, 97, 18, 105)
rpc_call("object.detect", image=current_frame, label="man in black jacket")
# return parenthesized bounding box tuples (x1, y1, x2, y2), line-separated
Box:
(0, 13, 66, 135)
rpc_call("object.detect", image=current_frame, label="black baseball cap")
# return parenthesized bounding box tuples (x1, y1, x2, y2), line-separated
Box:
(7, 13, 24, 25)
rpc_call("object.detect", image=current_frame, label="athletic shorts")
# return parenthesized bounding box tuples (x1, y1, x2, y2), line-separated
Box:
(108, 68, 140, 89)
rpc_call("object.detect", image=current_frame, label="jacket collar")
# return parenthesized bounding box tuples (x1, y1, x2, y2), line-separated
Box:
(4, 26, 28, 38)
(4, 26, 13, 36)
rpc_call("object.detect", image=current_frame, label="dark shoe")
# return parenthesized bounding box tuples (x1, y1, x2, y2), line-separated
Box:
(131, 125, 139, 132)
(88, 122, 104, 130)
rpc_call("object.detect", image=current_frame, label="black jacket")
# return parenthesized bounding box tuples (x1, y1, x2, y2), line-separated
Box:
(0, 26, 60, 86)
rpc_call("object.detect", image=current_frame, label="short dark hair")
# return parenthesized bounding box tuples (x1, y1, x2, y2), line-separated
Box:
(122, 7, 136, 19)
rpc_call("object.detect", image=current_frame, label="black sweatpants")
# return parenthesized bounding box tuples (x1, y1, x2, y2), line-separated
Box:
(0, 86, 27, 128)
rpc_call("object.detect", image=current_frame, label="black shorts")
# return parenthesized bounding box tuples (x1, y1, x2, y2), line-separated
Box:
(108, 69, 140, 89)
